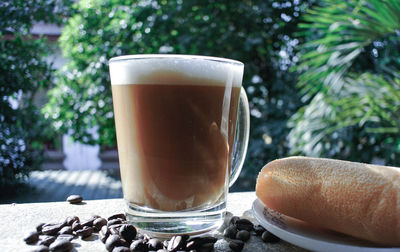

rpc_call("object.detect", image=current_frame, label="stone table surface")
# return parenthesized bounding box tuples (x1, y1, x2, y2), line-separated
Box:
(0, 192, 307, 252)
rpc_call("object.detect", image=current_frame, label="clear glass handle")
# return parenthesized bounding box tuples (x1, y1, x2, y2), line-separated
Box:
(229, 87, 250, 187)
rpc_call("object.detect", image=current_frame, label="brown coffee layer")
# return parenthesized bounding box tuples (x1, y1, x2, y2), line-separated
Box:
(112, 84, 240, 211)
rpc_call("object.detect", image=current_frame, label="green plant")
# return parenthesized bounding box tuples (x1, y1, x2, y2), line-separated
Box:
(0, 0, 73, 195)
(289, 0, 400, 164)
(45, 0, 314, 189)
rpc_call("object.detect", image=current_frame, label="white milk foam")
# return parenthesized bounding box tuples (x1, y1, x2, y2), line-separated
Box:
(109, 55, 243, 87)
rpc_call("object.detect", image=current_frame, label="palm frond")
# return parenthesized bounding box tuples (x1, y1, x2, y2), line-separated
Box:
(289, 0, 400, 159)
(289, 73, 400, 156)
(294, 0, 400, 98)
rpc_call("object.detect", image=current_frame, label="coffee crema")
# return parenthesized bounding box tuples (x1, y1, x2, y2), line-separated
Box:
(110, 56, 243, 211)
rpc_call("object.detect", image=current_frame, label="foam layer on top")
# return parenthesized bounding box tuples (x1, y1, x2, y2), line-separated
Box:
(109, 55, 244, 86)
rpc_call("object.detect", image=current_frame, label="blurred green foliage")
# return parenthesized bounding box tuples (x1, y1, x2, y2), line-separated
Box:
(45, 0, 315, 189)
(289, 0, 400, 165)
(0, 0, 73, 192)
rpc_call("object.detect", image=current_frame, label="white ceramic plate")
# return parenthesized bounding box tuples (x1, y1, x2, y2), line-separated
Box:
(252, 199, 400, 252)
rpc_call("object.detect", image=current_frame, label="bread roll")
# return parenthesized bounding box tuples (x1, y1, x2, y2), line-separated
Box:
(255, 156, 400, 246)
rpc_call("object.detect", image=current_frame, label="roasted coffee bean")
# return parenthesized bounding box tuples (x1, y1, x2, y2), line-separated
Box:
(198, 236, 218, 244)
(229, 239, 244, 252)
(80, 220, 93, 227)
(186, 237, 201, 246)
(81, 216, 98, 227)
(119, 224, 137, 243)
(49, 239, 73, 252)
(56, 234, 75, 242)
(229, 216, 241, 225)
(99, 226, 110, 243)
(148, 238, 163, 250)
(253, 224, 265, 236)
(58, 226, 73, 235)
(112, 246, 130, 252)
(93, 217, 107, 231)
(65, 216, 79, 226)
(199, 242, 214, 252)
(136, 233, 145, 240)
(185, 236, 217, 252)
(66, 194, 83, 204)
(120, 239, 130, 248)
(107, 213, 126, 221)
(235, 230, 250, 241)
(261, 230, 280, 243)
(38, 235, 56, 246)
(143, 233, 152, 241)
(235, 219, 253, 231)
(163, 239, 169, 248)
(185, 236, 217, 249)
(24, 231, 39, 244)
(110, 226, 120, 235)
(100, 226, 110, 235)
(223, 225, 237, 239)
(105, 234, 122, 252)
(167, 235, 183, 251)
(185, 240, 196, 250)
(31, 245, 50, 252)
(75, 226, 93, 238)
(42, 223, 63, 236)
(109, 223, 124, 230)
(130, 239, 147, 251)
(42, 223, 58, 228)
(36, 223, 46, 233)
(107, 218, 123, 227)
(47, 222, 66, 229)
(71, 221, 82, 231)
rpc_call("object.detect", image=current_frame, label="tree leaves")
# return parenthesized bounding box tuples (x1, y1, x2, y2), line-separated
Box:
(289, 0, 400, 165)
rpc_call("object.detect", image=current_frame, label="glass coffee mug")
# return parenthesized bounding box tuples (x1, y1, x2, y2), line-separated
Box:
(109, 54, 249, 236)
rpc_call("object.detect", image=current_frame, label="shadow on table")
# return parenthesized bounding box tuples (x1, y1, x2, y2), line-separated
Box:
(0, 169, 123, 204)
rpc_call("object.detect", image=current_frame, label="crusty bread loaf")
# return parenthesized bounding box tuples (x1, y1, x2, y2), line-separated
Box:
(255, 156, 400, 246)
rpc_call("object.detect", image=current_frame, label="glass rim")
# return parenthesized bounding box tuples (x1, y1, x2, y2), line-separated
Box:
(109, 54, 244, 66)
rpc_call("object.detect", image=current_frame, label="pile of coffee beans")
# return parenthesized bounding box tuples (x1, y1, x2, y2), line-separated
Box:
(222, 216, 280, 251)
(24, 213, 279, 252)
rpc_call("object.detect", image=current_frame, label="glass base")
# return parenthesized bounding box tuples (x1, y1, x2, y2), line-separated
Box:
(125, 200, 226, 238)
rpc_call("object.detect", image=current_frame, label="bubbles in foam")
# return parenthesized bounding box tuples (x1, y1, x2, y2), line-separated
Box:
(109, 54, 244, 86)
